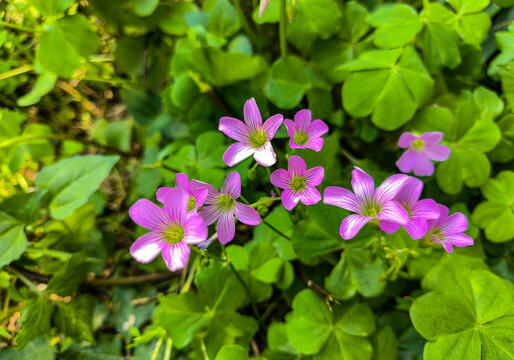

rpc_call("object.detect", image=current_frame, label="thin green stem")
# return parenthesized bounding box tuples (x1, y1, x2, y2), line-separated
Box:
(221, 244, 264, 328)
(8, 267, 44, 296)
(340, 147, 360, 165)
(0, 65, 34, 81)
(263, 219, 291, 240)
(163, 337, 173, 360)
(0, 21, 37, 33)
(279, 0, 288, 58)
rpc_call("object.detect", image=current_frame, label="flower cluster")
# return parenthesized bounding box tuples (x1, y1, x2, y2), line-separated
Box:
(129, 98, 472, 272)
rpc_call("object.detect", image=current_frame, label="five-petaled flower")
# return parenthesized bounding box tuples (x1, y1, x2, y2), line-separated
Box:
(426, 204, 473, 253)
(396, 131, 451, 176)
(219, 98, 283, 167)
(380, 177, 440, 239)
(323, 167, 409, 240)
(192, 172, 261, 244)
(156, 173, 208, 215)
(270, 155, 324, 210)
(284, 109, 329, 152)
(129, 188, 208, 272)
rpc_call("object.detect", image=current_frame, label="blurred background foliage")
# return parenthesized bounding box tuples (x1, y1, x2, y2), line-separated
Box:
(0, 0, 513, 359)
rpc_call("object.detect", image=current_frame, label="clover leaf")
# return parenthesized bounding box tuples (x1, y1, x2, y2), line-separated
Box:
(472, 171, 514, 243)
(445, 0, 491, 46)
(341, 46, 433, 130)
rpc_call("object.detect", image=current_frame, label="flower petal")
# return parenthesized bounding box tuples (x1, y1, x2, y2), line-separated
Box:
(419, 131, 443, 145)
(183, 214, 208, 244)
(223, 142, 255, 167)
(253, 141, 277, 166)
(403, 217, 428, 239)
(424, 144, 451, 161)
(439, 212, 468, 235)
(351, 167, 375, 203)
(192, 188, 208, 208)
(163, 188, 189, 223)
(221, 171, 241, 198)
(294, 109, 311, 130)
(130, 232, 165, 263)
(398, 132, 417, 148)
(308, 119, 329, 138)
(199, 204, 223, 225)
(219, 117, 250, 142)
(377, 201, 409, 225)
(284, 119, 296, 138)
(430, 234, 453, 253)
(445, 233, 473, 247)
(379, 220, 401, 234)
(288, 155, 307, 177)
(162, 242, 190, 272)
(282, 188, 300, 210)
(234, 202, 260, 225)
(129, 199, 169, 231)
(305, 138, 324, 152)
(376, 174, 408, 205)
(394, 176, 423, 208)
(270, 169, 291, 189)
(259, 0, 270, 17)
(217, 212, 236, 244)
(323, 186, 361, 213)
(412, 155, 435, 177)
(191, 179, 220, 204)
(156, 187, 172, 204)
(299, 187, 322, 206)
(243, 98, 262, 130)
(263, 114, 283, 139)
(340, 215, 371, 240)
(305, 166, 324, 186)
(411, 199, 440, 220)
(175, 173, 192, 193)
(396, 149, 416, 174)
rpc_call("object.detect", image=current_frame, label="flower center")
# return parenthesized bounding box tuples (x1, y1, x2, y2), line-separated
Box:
(217, 194, 235, 211)
(248, 129, 268, 148)
(165, 225, 184, 244)
(290, 176, 307, 192)
(365, 207, 379, 217)
(411, 139, 424, 150)
(187, 196, 196, 211)
(432, 231, 444, 241)
(294, 131, 309, 146)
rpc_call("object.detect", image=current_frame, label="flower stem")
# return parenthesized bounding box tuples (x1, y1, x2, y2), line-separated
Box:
(262, 219, 291, 240)
(220, 244, 264, 328)
(279, 0, 288, 58)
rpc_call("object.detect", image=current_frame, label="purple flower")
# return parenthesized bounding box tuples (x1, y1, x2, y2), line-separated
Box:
(156, 173, 208, 215)
(270, 155, 324, 210)
(426, 204, 473, 253)
(380, 177, 440, 239)
(192, 172, 260, 244)
(323, 167, 409, 240)
(219, 98, 283, 167)
(396, 132, 451, 176)
(284, 109, 329, 152)
(129, 188, 207, 272)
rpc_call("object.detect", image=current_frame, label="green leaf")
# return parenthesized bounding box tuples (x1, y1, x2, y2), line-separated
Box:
(27, 0, 74, 16)
(367, 4, 423, 49)
(295, 0, 342, 38)
(342, 47, 433, 130)
(15, 297, 53, 350)
(0, 212, 28, 268)
(372, 327, 398, 360)
(473, 87, 504, 122)
(47, 254, 89, 296)
(204, 0, 240, 38)
(445, 0, 491, 46)
(499, 63, 514, 111)
(480, 316, 514, 359)
(472, 171, 514, 243)
(292, 220, 343, 264)
(159, 2, 198, 35)
(471, 270, 512, 323)
(488, 25, 514, 79)
(55, 296, 95, 343)
(36, 155, 119, 220)
(17, 72, 57, 107)
(1, 338, 55, 360)
(215, 344, 248, 360)
(490, 114, 514, 163)
(120, 89, 162, 126)
(265, 56, 309, 110)
(131, 0, 159, 17)
(37, 15, 99, 78)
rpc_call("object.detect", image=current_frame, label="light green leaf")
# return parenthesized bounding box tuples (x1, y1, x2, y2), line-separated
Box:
(131, 0, 159, 17)
(15, 297, 53, 350)
(36, 155, 119, 220)
(17, 72, 57, 107)
(215, 344, 248, 360)
(296, 0, 342, 38)
(0, 212, 28, 268)
(204, 0, 240, 38)
(445, 0, 491, 45)
(27, 0, 74, 16)
(265, 56, 309, 109)
(55, 296, 95, 343)
(47, 254, 89, 296)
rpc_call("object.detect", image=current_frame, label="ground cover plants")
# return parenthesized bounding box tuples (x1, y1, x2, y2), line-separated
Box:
(0, 0, 513, 359)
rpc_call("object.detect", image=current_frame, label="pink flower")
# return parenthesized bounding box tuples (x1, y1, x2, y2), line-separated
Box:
(129, 188, 208, 272)
(270, 155, 324, 210)
(192, 172, 260, 244)
(396, 132, 451, 176)
(284, 109, 329, 152)
(156, 173, 208, 215)
(219, 98, 283, 167)
(323, 167, 409, 240)
(259, 0, 270, 17)
(380, 177, 440, 239)
(426, 204, 473, 253)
